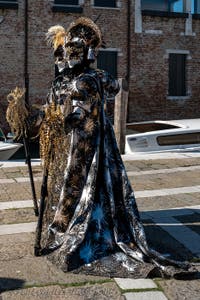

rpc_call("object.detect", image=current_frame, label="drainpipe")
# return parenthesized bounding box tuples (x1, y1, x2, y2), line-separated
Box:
(23, 0, 39, 216)
(24, 0, 29, 105)
(126, 0, 131, 86)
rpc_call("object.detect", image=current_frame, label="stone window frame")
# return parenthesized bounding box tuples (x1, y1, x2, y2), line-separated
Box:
(0, 0, 18, 9)
(51, 0, 84, 13)
(91, 0, 121, 9)
(165, 49, 191, 100)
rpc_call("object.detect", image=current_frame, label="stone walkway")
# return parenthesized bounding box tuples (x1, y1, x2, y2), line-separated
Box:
(0, 154, 200, 299)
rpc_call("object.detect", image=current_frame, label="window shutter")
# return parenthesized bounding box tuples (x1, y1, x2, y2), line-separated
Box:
(168, 53, 186, 96)
(94, 0, 116, 8)
(194, 0, 200, 13)
(97, 51, 117, 78)
(54, 0, 79, 5)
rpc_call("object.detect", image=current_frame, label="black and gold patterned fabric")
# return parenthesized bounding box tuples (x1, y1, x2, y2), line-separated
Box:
(37, 67, 194, 278)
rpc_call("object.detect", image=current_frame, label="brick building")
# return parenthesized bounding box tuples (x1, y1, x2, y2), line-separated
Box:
(0, 0, 200, 131)
(131, 0, 200, 122)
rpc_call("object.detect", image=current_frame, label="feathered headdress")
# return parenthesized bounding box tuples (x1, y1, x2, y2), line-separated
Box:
(66, 17, 102, 49)
(46, 25, 66, 50)
(46, 17, 102, 50)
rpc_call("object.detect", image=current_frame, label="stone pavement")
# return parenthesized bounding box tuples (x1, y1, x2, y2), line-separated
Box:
(0, 153, 200, 299)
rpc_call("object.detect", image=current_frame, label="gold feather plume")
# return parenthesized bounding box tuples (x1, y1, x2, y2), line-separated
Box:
(46, 25, 66, 50)
(6, 87, 28, 139)
(39, 102, 66, 173)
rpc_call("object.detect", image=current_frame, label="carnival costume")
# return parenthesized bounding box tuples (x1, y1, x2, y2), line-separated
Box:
(6, 18, 196, 278)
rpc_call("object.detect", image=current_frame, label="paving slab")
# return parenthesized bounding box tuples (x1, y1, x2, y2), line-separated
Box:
(114, 278, 157, 290)
(135, 186, 200, 198)
(123, 152, 200, 161)
(0, 200, 33, 210)
(130, 170, 200, 190)
(0, 159, 41, 168)
(0, 222, 36, 235)
(15, 176, 42, 183)
(0, 178, 14, 183)
(0, 182, 41, 202)
(123, 157, 200, 171)
(137, 194, 200, 212)
(0, 233, 108, 291)
(142, 206, 200, 257)
(127, 165, 200, 176)
(175, 213, 200, 236)
(0, 256, 109, 291)
(142, 219, 194, 261)
(0, 207, 37, 225)
(123, 291, 168, 300)
(1, 282, 124, 300)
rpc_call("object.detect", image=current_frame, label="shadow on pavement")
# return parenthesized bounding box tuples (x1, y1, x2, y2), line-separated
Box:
(0, 278, 25, 292)
(141, 208, 200, 262)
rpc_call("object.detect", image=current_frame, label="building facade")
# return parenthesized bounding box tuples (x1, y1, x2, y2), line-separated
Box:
(131, 0, 200, 122)
(0, 0, 200, 131)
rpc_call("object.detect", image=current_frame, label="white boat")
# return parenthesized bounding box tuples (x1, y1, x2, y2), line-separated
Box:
(125, 118, 200, 154)
(0, 128, 23, 160)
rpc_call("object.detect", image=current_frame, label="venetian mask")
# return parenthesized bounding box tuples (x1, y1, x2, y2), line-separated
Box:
(65, 37, 85, 68)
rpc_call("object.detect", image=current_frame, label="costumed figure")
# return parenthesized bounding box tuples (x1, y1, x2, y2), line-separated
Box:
(6, 17, 196, 278)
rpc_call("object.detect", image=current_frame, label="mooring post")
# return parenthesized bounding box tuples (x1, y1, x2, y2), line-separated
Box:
(114, 78, 129, 154)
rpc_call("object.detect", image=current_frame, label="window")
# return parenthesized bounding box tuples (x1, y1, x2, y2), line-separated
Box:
(170, 0, 184, 13)
(192, 0, 200, 13)
(168, 53, 186, 96)
(142, 0, 168, 12)
(94, 0, 116, 8)
(142, 0, 200, 14)
(157, 132, 200, 146)
(54, 0, 79, 4)
(0, 0, 18, 9)
(141, 0, 185, 13)
(97, 50, 117, 78)
(52, 0, 82, 12)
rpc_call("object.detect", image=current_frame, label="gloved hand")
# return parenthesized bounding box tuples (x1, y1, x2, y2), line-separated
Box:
(64, 110, 83, 134)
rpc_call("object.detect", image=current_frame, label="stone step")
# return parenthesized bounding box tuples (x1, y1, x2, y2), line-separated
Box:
(0, 222, 36, 235)
(114, 278, 168, 300)
(0, 200, 35, 210)
(114, 278, 157, 289)
(135, 185, 200, 198)
(0, 177, 42, 184)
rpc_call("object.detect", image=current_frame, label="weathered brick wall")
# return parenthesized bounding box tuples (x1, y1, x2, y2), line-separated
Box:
(128, 11, 200, 122)
(0, 3, 24, 131)
(0, 0, 128, 132)
(1, 0, 200, 131)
